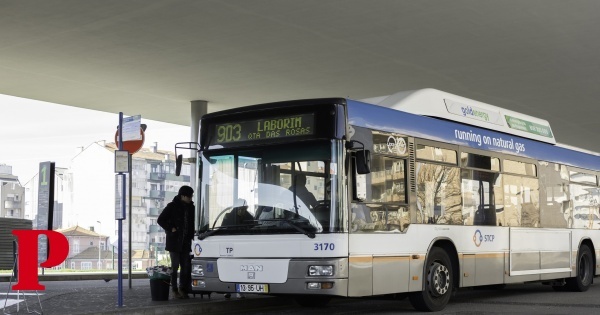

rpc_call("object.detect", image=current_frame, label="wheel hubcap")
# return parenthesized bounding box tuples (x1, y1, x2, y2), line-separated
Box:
(428, 262, 450, 297)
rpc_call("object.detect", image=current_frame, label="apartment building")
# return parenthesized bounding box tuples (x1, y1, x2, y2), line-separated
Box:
(0, 164, 25, 219)
(64, 141, 191, 253)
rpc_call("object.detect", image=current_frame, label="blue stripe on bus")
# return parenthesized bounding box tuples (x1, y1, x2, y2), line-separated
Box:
(347, 100, 600, 171)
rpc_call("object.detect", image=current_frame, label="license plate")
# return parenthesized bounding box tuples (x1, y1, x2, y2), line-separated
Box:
(235, 283, 269, 293)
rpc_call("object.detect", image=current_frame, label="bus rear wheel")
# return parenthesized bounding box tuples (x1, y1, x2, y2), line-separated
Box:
(564, 244, 593, 292)
(409, 247, 453, 312)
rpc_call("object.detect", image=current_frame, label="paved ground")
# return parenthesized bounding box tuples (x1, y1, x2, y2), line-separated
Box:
(0, 278, 291, 315)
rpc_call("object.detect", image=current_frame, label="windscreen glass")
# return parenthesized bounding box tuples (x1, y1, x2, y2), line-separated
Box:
(198, 142, 341, 235)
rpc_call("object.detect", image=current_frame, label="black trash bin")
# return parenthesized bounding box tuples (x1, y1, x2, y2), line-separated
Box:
(150, 279, 170, 301)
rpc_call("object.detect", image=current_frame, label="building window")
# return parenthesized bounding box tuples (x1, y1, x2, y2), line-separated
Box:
(81, 262, 92, 270)
(73, 240, 80, 254)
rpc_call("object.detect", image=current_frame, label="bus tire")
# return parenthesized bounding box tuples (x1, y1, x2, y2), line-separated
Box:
(409, 247, 453, 312)
(294, 295, 331, 307)
(565, 244, 593, 292)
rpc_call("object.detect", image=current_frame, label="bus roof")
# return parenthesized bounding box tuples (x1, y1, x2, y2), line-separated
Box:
(346, 97, 600, 172)
(361, 88, 556, 145)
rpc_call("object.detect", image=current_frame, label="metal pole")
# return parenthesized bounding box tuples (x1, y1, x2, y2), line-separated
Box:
(128, 158, 132, 289)
(97, 221, 101, 270)
(118, 112, 124, 307)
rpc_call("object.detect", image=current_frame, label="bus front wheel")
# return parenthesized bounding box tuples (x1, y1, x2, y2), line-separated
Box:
(565, 244, 593, 292)
(409, 247, 453, 312)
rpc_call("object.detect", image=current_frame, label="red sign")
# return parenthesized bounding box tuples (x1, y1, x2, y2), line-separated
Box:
(115, 128, 145, 154)
(12, 230, 69, 290)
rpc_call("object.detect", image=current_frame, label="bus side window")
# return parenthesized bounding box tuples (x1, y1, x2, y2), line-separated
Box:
(416, 162, 461, 225)
(351, 203, 372, 232)
(462, 170, 503, 226)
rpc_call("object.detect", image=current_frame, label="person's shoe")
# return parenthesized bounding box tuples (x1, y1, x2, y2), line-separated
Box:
(224, 293, 231, 299)
(179, 288, 190, 299)
(172, 289, 184, 299)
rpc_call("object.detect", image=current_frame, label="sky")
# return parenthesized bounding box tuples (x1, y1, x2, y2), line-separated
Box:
(0, 94, 189, 184)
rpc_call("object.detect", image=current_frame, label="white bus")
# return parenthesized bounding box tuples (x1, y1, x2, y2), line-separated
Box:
(176, 88, 600, 311)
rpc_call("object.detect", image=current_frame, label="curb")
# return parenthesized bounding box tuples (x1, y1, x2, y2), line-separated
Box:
(0, 272, 146, 282)
(88, 296, 293, 315)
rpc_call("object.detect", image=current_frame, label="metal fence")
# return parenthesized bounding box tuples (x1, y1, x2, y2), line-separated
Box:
(0, 218, 32, 269)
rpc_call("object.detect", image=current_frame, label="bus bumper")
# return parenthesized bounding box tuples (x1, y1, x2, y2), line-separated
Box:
(192, 277, 348, 296)
(191, 258, 349, 296)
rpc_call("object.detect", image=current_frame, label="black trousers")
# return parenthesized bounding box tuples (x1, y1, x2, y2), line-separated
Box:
(169, 250, 192, 292)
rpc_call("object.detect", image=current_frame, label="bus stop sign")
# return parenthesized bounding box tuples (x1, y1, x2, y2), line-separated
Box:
(115, 128, 145, 154)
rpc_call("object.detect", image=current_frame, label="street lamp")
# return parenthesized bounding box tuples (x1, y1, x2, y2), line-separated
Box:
(96, 220, 102, 270)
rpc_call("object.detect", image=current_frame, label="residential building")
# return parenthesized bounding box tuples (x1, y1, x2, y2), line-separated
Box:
(54, 226, 158, 270)
(64, 141, 191, 254)
(67, 244, 154, 270)
(0, 164, 25, 219)
(57, 225, 108, 270)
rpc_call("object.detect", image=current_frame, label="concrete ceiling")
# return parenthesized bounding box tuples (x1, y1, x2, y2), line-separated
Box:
(1, 1, 599, 152)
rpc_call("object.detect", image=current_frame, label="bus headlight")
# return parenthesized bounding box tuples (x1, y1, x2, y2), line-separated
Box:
(192, 264, 204, 276)
(307, 282, 334, 290)
(308, 265, 333, 276)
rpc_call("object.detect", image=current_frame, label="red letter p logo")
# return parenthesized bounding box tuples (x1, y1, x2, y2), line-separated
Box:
(12, 230, 69, 290)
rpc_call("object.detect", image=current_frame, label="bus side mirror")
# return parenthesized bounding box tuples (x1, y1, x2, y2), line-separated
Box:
(355, 149, 371, 174)
(175, 154, 183, 176)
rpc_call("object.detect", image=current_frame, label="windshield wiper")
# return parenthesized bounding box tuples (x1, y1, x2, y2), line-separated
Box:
(198, 226, 225, 240)
(260, 219, 315, 238)
(198, 223, 257, 240)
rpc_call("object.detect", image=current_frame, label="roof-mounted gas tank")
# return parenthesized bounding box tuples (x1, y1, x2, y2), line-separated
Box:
(361, 88, 556, 145)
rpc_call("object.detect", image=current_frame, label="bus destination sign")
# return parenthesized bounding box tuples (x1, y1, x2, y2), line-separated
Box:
(214, 113, 315, 144)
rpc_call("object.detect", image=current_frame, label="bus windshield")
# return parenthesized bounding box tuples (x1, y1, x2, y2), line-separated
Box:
(198, 142, 339, 237)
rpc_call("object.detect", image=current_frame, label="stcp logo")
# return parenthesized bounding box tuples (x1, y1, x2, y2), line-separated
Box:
(12, 230, 69, 290)
(473, 229, 483, 247)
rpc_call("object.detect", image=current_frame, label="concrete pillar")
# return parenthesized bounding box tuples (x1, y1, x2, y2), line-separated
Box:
(190, 100, 207, 190)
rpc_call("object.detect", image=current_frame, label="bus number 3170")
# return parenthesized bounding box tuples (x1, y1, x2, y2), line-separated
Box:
(314, 243, 335, 251)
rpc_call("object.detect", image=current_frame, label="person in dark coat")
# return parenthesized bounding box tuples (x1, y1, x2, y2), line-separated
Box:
(157, 185, 195, 299)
